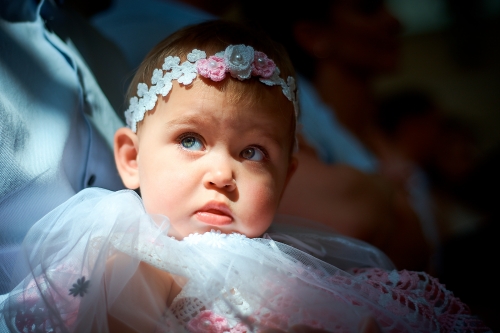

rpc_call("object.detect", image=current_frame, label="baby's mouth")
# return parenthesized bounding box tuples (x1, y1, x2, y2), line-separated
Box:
(195, 210, 233, 226)
(195, 203, 233, 226)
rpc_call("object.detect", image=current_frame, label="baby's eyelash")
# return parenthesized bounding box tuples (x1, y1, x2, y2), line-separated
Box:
(249, 145, 269, 160)
(177, 132, 201, 142)
(177, 132, 205, 151)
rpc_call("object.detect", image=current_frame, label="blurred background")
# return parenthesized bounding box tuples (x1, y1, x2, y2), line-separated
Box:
(375, 0, 500, 246)
(358, 1, 500, 327)
(377, 0, 500, 158)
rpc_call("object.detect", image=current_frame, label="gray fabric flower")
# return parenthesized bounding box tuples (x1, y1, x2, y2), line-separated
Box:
(224, 45, 254, 80)
(69, 276, 90, 297)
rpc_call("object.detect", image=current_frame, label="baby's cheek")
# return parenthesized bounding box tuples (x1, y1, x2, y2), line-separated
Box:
(142, 192, 168, 216)
(243, 183, 279, 234)
(248, 180, 277, 207)
(141, 175, 184, 216)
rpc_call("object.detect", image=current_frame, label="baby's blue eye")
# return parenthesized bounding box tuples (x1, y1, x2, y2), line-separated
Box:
(241, 147, 265, 161)
(180, 136, 203, 151)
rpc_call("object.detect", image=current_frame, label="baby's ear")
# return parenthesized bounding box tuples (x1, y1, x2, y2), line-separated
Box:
(114, 127, 140, 189)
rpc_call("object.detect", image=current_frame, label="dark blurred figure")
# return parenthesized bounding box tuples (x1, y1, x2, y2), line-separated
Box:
(377, 88, 486, 244)
(378, 87, 500, 331)
(377, 89, 442, 171)
(240, 0, 437, 272)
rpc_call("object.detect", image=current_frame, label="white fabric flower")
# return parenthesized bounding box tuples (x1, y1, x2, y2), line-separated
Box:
(156, 78, 172, 97)
(142, 89, 157, 111)
(151, 68, 163, 85)
(184, 233, 203, 245)
(177, 62, 197, 85)
(202, 230, 227, 248)
(137, 82, 149, 98)
(187, 49, 206, 62)
(163, 56, 180, 71)
(281, 81, 292, 101)
(170, 66, 183, 80)
(227, 233, 248, 242)
(259, 68, 283, 89)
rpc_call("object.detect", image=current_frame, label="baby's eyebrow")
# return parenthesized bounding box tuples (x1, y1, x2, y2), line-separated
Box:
(164, 114, 205, 128)
(266, 134, 286, 149)
(248, 126, 287, 149)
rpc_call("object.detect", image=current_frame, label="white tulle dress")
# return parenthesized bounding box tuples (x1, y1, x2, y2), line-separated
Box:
(0, 188, 491, 333)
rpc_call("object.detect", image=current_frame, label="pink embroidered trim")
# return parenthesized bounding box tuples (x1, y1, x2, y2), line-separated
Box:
(187, 310, 253, 333)
(347, 268, 490, 332)
(187, 310, 230, 333)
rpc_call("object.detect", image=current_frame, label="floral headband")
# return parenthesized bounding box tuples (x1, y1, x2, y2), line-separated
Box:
(125, 44, 298, 133)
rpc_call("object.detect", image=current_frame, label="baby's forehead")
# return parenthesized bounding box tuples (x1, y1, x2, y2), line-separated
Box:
(167, 79, 294, 121)
(148, 81, 292, 135)
(213, 77, 289, 104)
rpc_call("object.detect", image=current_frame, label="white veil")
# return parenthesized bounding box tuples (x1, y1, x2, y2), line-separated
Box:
(0, 188, 488, 332)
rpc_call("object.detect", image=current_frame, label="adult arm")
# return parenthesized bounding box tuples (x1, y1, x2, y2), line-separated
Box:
(278, 139, 431, 271)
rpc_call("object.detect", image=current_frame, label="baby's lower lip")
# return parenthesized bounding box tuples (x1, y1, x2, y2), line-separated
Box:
(195, 210, 232, 226)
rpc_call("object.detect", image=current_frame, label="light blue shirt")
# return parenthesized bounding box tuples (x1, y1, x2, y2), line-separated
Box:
(298, 77, 379, 172)
(0, 0, 125, 293)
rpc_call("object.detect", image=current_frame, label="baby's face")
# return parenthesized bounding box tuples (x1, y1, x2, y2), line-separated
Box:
(135, 81, 296, 239)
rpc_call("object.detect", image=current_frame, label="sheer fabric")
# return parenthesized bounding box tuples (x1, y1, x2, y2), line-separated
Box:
(0, 188, 491, 332)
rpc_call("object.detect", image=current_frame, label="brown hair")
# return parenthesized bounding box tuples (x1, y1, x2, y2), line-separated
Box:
(126, 19, 298, 155)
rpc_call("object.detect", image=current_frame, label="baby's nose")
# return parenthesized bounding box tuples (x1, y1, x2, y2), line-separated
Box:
(203, 157, 236, 192)
(208, 174, 236, 191)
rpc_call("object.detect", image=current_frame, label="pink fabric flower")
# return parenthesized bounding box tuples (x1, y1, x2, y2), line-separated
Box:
(187, 310, 230, 333)
(197, 56, 227, 81)
(251, 51, 276, 78)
